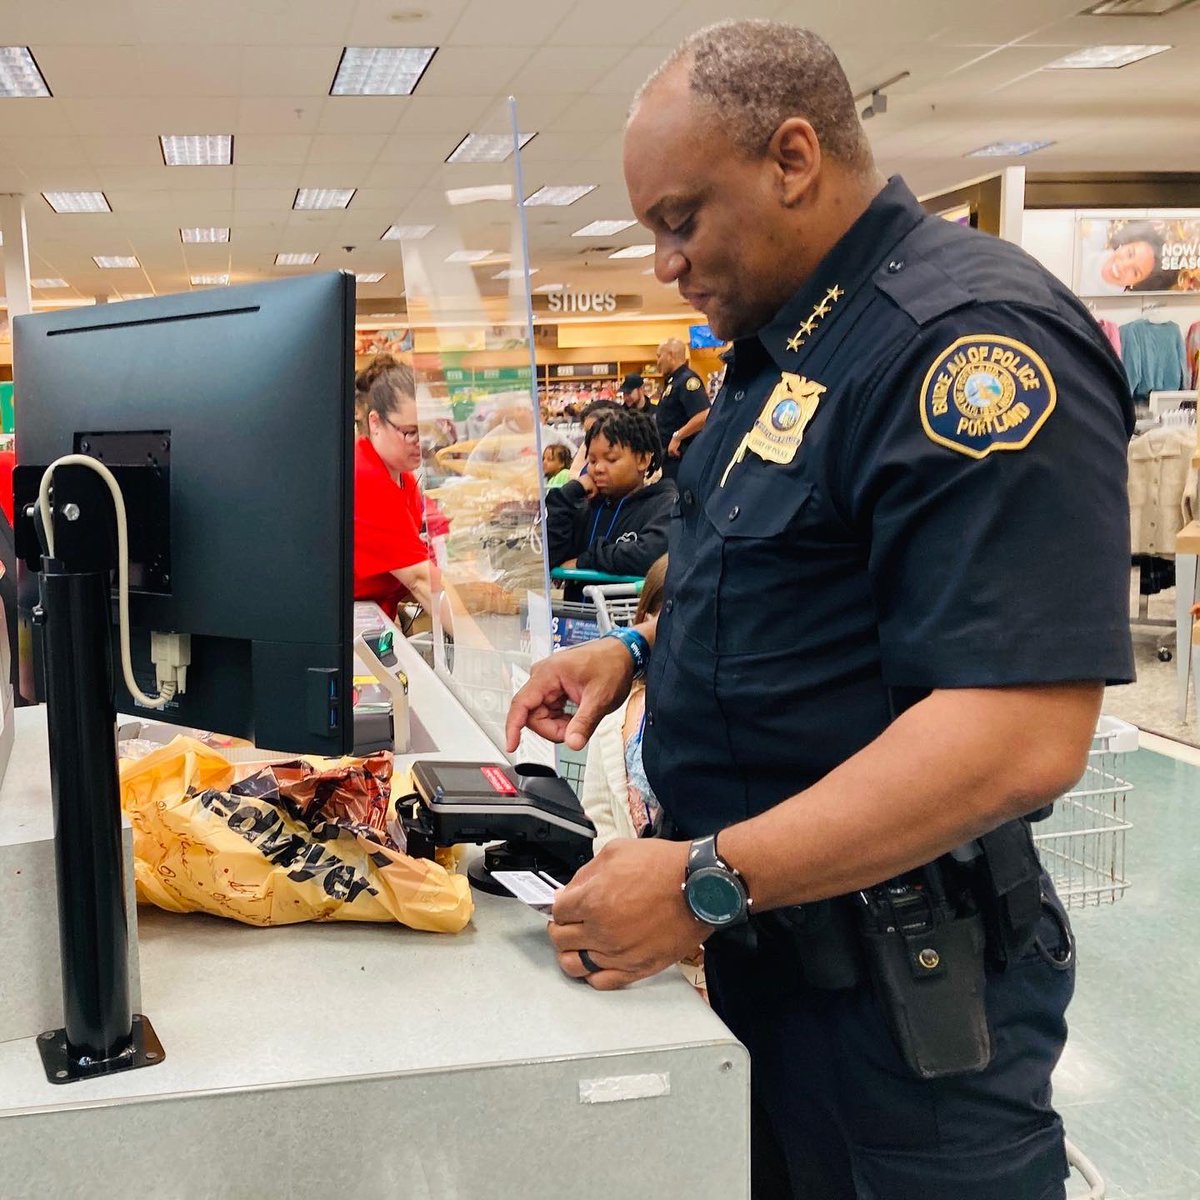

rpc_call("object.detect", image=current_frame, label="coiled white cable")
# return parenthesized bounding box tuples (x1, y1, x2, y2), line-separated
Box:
(38, 454, 178, 710)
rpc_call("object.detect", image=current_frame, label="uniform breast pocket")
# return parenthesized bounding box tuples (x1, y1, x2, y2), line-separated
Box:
(703, 474, 824, 654)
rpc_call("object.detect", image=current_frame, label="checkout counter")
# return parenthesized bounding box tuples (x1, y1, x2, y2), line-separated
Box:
(0, 612, 749, 1199)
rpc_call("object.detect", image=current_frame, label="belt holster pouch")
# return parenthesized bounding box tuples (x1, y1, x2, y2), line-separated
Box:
(859, 885, 993, 1080)
(974, 819, 1044, 969)
(768, 899, 864, 989)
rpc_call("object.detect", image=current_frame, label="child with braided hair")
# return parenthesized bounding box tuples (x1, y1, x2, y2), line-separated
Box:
(546, 408, 675, 578)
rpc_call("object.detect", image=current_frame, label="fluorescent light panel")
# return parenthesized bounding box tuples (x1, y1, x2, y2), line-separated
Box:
(494, 268, 539, 279)
(31, 278, 68, 288)
(524, 185, 596, 207)
(445, 132, 535, 164)
(381, 224, 434, 240)
(573, 219, 636, 237)
(445, 249, 492, 264)
(330, 47, 437, 96)
(608, 244, 655, 259)
(445, 185, 512, 206)
(293, 188, 355, 210)
(43, 191, 111, 213)
(1044, 44, 1172, 68)
(190, 273, 229, 286)
(275, 252, 319, 265)
(533, 283, 565, 293)
(967, 139, 1054, 157)
(0, 47, 51, 97)
(355, 272, 386, 283)
(181, 227, 230, 243)
(160, 134, 233, 166)
(1082, 0, 1196, 13)
(93, 255, 140, 268)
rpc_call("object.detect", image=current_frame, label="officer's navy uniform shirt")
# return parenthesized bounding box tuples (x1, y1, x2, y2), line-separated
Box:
(655, 361, 709, 450)
(643, 177, 1135, 838)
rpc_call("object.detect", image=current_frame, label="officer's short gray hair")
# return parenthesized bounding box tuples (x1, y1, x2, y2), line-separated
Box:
(636, 20, 872, 171)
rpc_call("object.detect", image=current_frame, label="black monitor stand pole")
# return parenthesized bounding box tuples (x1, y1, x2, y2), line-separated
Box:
(35, 550, 164, 1083)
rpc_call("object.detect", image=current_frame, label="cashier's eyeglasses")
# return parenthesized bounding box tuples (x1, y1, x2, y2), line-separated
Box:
(384, 418, 421, 444)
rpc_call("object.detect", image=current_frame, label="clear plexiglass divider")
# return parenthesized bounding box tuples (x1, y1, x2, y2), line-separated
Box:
(395, 98, 556, 766)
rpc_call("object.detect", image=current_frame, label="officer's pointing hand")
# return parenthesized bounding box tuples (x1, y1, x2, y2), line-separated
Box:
(548, 839, 710, 991)
(505, 638, 636, 752)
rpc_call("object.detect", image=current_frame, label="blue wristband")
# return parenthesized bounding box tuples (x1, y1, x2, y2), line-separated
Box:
(604, 627, 650, 680)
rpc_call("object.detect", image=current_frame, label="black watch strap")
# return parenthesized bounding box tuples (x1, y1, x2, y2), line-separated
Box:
(687, 833, 738, 878)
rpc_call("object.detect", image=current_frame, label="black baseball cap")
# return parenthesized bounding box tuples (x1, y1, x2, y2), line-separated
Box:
(620, 373, 644, 393)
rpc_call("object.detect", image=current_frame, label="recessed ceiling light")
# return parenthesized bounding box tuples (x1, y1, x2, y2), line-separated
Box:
(533, 283, 565, 293)
(43, 191, 111, 213)
(967, 139, 1055, 157)
(1082, 0, 1196, 13)
(445, 132, 536, 164)
(160, 134, 233, 166)
(445, 185, 512, 206)
(573, 219, 637, 237)
(445, 249, 492, 264)
(381, 223, 434, 240)
(0, 46, 51, 97)
(293, 188, 355, 210)
(275, 252, 319, 265)
(190, 273, 229, 286)
(1045, 44, 1172, 68)
(524, 185, 596, 207)
(330, 47, 437, 96)
(493, 268, 539, 279)
(93, 255, 140, 268)
(181, 227, 230, 243)
(31, 278, 68, 288)
(608, 244, 656, 259)
(355, 272, 386, 283)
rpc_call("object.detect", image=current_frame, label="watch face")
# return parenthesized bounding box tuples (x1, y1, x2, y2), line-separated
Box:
(687, 868, 745, 926)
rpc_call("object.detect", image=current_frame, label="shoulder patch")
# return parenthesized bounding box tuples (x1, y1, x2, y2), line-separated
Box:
(919, 335, 1055, 460)
(686, 376, 702, 391)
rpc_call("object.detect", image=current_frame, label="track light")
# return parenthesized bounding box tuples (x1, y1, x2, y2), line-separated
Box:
(861, 89, 888, 120)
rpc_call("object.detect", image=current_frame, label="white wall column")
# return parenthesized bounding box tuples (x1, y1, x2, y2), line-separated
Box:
(0, 195, 32, 319)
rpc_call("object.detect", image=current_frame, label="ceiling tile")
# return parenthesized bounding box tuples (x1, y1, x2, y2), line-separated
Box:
(316, 97, 411, 135)
(448, 0, 571, 46)
(234, 164, 306, 190)
(235, 97, 325, 135)
(549, 0, 686, 46)
(344, 0, 472, 43)
(506, 47, 626, 96)
(305, 133, 389, 165)
(413, 47, 532, 96)
(233, 134, 313, 166)
(238, 47, 339, 98)
(135, 45, 246, 96)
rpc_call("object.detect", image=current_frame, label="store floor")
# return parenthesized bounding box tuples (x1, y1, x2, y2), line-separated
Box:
(1055, 738, 1200, 1200)
(1102, 583, 1199, 749)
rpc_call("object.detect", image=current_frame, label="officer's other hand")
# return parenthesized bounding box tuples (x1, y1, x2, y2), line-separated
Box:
(667, 435, 682, 458)
(504, 638, 635, 752)
(548, 839, 709, 991)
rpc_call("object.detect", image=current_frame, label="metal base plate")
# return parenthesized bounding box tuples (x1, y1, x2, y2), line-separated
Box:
(38, 1013, 165, 1084)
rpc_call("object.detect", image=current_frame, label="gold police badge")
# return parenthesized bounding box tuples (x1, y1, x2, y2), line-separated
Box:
(720, 373, 826, 485)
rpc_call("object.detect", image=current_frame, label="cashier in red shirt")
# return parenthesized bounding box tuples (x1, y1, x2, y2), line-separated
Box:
(354, 360, 437, 621)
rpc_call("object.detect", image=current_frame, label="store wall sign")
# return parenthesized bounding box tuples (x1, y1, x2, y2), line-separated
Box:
(1075, 211, 1200, 296)
(550, 362, 618, 379)
(533, 291, 642, 314)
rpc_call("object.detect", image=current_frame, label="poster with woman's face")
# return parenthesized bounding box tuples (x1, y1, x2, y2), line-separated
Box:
(1076, 214, 1200, 296)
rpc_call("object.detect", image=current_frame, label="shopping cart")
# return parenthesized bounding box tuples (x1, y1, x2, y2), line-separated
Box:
(1032, 715, 1137, 911)
(1034, 715, 1137, 1200)
(549, 567, 644, 648)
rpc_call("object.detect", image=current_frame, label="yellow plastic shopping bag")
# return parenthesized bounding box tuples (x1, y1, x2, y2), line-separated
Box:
(118, 737, 472, 932)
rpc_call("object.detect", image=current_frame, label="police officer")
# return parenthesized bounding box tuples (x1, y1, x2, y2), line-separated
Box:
(653, 338, 709, 480)
(507, 20, 1133, 1200)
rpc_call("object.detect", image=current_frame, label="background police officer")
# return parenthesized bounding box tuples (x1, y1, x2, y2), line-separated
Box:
(653, 337, 709, 479)
(507, 19, 1134, 1200)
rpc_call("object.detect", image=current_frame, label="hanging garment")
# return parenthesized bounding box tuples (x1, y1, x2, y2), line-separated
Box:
(1131, 554, 1175, 596)
(1127, 424, 1197, 554)
(1187, 320, 1200, 390)
(1120, 319, 1188, 400)
(1097, 317, 1123, 360)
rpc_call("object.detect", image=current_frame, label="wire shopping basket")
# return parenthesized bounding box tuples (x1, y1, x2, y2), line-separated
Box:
(1032, 715, 1137, 910)
(551, 581, 643, 648)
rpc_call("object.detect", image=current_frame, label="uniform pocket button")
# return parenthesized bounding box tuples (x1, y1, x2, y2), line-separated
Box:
(683, 490, 694, 506)
(646, 712, 655, 726)
(887, 259, 905, 274)
(664, 599, 674, 613)
(734, 390, 745, 401)
(728, 506, 740, 521)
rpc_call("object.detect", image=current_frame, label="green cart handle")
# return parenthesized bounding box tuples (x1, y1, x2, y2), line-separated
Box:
(550, 567, 644, 588)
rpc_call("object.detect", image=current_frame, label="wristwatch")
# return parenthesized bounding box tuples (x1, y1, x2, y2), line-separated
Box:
(682, 834, 750, 928)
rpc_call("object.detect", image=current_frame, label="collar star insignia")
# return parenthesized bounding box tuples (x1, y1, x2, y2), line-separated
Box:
(785, 283, 844, 355)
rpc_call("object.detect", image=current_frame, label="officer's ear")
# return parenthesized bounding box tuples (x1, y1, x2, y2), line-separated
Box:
(768, 117, 821, 208)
